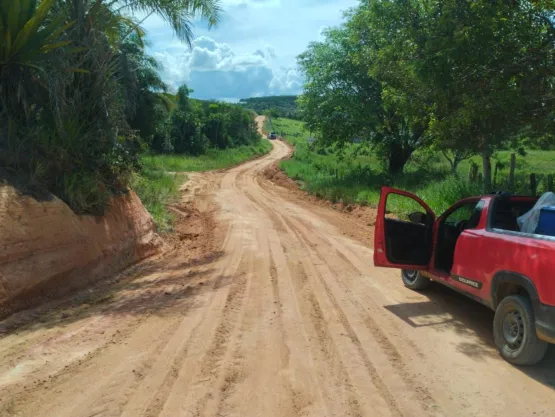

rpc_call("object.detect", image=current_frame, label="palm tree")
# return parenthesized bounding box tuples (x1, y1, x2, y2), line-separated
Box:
(0, 0, 222, 213)
(0, 0, 72, 115)
(98, 0, 221, 46)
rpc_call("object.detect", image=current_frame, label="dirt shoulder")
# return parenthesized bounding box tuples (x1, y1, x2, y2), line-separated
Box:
(1, 138, 554, 417)
(262, 160, 377, 248)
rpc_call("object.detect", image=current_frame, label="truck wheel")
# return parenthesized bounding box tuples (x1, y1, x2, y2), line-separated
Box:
(401, 270, 430, 291)
(493, 295, 548, 366)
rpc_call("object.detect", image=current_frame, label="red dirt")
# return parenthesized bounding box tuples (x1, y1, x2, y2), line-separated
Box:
(262, 160, 377, 247)
(1, 118, 553, 417)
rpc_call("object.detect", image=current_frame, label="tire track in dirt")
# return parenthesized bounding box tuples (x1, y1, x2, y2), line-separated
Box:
(287, 253, 365, 417)
(222, 170, 327, 416)
(253, 178, 449, 415)
(33, 316, 184, 417)
(254, 178, 427, 360)
(285, 218, 405, 415)
(265, 219, 332, 416)
(179, 255, 251, 417)
(262, 200, 395, 416)
(246, 192, 368, 416)
(284, 215, 439, 416)
(241, 182, 339, 415)
(54, 212, 244, 417)
(122, 252, 247, 417)
(330, 246, 426, 358)
(205, 249, 256, 417)
(116, 200, 248, 417)
(248, 185, 437, 416)
(217, 230, 292, 416)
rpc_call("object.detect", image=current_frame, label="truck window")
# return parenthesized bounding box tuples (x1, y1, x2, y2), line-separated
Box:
(436, 201, 483, 273)
(490, 199, 536, 232)
(443, 200, 485, 229)
(445, 204, 477, 226)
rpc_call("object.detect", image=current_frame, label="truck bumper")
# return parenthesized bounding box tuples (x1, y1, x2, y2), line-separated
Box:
(536, 303, 555, 344)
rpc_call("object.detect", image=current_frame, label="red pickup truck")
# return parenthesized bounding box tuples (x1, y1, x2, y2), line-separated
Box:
(374, 187, 555, 365)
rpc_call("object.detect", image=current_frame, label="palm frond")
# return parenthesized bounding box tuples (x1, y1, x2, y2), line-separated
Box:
(111, 0, 222, 46)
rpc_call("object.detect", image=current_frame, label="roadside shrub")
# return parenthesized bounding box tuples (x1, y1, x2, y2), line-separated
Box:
(132, 170, 180, 233)
(0, 1, 140, 214)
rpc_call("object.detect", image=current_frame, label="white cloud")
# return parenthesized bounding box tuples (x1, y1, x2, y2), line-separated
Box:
(142, 0, 358, 100)
(194, 36, 219, 51)
(152, 36, 302, 100)
(269, 67, 303, 92)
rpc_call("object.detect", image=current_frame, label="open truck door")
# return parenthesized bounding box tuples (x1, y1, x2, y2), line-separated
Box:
(374, 187, 436, 269)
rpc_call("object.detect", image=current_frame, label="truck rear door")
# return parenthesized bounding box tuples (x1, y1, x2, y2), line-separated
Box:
(374, 187, 436, 270)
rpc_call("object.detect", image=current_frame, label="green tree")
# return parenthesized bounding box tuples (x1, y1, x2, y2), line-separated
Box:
(357, 0, 555, 190)
(0, 0, 222, 213)
(118, 35, 172, 140)
(160, 86, 261, 155)
(298, 25, 426, 175)
(263, 107, 279, 121)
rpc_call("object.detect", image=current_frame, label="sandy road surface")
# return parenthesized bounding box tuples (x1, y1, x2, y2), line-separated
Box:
(1, 119, 554, 416)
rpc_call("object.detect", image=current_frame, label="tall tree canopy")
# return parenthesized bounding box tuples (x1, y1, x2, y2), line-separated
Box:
(298, 26, 427, 175)
(298, 0, 555, 186)
(0, 0, 222, 213)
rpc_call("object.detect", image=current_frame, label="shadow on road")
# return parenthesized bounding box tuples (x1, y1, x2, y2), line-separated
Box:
(0, 250, 226, 336)
(384, 282, 555, 390)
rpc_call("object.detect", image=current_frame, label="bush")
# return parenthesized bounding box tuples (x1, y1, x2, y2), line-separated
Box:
(132, 169, 182, 233)
(280, 130, 485, 214)
(150, 89, 261, 156)
(0, 1, 140, 215)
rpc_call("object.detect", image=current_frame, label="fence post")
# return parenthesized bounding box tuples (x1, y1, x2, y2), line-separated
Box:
(509, 153, 516, 189)
(548, 174, 553, 192)
(530, 173, 537, 196)
(468, 163, 478, 184)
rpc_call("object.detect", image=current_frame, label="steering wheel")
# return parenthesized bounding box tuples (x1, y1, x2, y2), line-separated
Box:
(455, 220, 468, 233)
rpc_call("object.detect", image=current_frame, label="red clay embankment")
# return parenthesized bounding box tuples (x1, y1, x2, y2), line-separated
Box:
(0, 185, 163, 317)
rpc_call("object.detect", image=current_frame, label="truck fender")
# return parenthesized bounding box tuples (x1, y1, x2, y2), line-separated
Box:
(490, 271, 539, 310)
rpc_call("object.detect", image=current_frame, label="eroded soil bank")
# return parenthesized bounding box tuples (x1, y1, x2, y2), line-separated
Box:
(0, 186, 163, 317)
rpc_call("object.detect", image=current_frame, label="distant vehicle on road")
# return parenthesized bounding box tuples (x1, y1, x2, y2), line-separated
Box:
(374, 188, 555, 365)
(267, 132, 277, 140)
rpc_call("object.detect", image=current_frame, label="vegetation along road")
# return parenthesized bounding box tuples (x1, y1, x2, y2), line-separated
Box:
(1, 123, 554, 416)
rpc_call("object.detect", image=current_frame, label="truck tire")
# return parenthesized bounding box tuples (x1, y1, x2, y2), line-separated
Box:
(401, 270, 430, 291)
(493, 295, 548, 365)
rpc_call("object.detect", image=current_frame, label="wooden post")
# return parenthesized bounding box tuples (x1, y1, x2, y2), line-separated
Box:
(467, 165, 473, 184)
(548, 174, 554, 192)
(508, 153, 516, 189)
(468, 163, 478, 184)
(530, 173, 537, 196)
(493, 164, 499, 189)
(477, 172, 483, 187)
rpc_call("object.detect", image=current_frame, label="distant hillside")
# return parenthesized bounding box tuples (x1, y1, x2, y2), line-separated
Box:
(238, 96, 300, 119)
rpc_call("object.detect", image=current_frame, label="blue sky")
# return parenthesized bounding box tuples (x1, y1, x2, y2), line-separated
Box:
(141, 0, 359, 101)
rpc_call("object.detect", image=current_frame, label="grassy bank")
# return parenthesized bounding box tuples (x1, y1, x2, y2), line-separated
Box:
(141, 140, 272, 173)
(132, 170, 185, 232)
(264, 118, 310, 142)
(135, 140, 272, 231)
(274, 118, 555, 214)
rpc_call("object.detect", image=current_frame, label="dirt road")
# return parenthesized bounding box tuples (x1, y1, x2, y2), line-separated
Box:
(1, 122, 554, 416)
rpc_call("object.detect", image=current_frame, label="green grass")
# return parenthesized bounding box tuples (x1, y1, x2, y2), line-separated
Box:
(141, 140, 272, 172)
(132, 169, 185, 233)
(272, 117, 555, 215)
(264, 118, 310, 145)
(135, 140, 272, 231)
